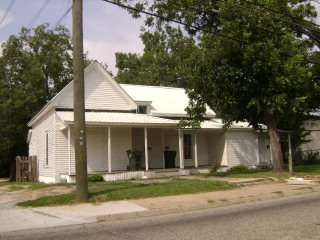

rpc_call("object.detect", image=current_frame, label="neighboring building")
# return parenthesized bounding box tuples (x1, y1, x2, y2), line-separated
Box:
(301, 114, 320, 154)
(27, 61, 271, 183)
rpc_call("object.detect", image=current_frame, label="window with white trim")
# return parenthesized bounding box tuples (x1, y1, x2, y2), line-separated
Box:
(184, 134, 192, 159)
(138, 105, 147, 114)
(45, 132, 49, 165)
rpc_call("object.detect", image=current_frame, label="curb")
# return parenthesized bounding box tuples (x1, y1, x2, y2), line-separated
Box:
(97, 184, 320, 222)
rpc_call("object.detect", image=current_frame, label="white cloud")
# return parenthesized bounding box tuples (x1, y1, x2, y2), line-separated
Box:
(0, 8, 14, 28)
(84, 37, 144, 74)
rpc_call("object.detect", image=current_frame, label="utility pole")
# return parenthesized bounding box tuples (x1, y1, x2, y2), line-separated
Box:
(72, 0, 88, 202)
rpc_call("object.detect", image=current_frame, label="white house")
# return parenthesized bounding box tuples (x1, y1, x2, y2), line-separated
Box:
(27, 61, 271, 183)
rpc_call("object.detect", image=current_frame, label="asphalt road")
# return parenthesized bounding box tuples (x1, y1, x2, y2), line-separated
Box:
(2, 192, 320, 240)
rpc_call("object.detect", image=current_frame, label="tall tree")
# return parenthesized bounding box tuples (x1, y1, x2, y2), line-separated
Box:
(119, 0, 320, 172)
(0, 24, 73, 178)
(116, 26, 197, 87)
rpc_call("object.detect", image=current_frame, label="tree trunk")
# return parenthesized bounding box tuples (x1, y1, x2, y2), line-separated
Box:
(264, 110, 284, 173)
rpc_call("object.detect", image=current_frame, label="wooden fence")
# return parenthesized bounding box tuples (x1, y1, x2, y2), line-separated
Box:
(16, 156, 38, 182)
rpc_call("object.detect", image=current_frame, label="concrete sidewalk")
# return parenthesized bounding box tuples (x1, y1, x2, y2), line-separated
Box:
(1, 180, 320, 233)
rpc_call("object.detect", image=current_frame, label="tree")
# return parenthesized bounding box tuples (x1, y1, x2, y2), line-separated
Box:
(0, 24, 73, 178)
(119, 0, 320, 172)
(115, 26, 197, 87)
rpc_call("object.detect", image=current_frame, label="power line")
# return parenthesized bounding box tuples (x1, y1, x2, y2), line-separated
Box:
(240, 0, 320, 31)
(54, 4, 72, 29)
(100, 0, 248, 44)
(101, 0, 320, 67)
(0, 0, 16, 27)
(27, 0, 50, 29)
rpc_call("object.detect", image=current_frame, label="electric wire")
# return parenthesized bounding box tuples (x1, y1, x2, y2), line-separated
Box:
(101, 0, 320, 66)
(53, 4, 72, 29)
(0, 0, 16, 27)
(241, 0, 320, 30)
(101, 0, 248, 44)
(27, 0, 50, 29)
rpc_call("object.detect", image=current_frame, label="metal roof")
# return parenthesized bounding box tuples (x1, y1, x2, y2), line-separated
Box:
(56, 111, 179, 127)
(120, 84, 216, 118)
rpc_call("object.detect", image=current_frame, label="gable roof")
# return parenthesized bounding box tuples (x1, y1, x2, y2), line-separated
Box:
(120, 84, 216, 118)
(28, 61, 215, 127)
(28, 61, 137, 127)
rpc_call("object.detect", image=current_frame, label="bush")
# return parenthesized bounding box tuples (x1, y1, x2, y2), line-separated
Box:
(88, 174, 104, 182)
(227, 164, 249, 173)
(303, 151, 320, 164)
(210, 163, 221, 173)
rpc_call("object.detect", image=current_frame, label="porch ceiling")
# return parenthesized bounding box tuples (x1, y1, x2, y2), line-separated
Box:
(56, 111, 179, 127)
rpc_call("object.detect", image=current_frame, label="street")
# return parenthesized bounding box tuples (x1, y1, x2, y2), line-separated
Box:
(2, 192, 320, 240)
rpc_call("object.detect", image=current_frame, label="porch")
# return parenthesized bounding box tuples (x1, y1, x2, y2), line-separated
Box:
(60, 167, 211, 183)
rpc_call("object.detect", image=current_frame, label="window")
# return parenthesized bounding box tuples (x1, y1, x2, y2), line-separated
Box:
(45, 132, 49, 165)
(184, 134, 192, 159)
(138, 105, 147, 114)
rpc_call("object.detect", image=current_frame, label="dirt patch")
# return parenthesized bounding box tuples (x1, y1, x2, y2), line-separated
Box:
(0, 185, 75, 205)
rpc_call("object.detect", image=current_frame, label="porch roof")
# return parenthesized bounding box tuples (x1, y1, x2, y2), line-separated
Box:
(56, 111, 179, 127)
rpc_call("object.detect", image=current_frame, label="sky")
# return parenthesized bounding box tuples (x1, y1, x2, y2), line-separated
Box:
(0, 0, 145, 74)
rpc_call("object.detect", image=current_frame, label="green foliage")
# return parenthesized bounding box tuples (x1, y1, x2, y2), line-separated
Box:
(302, 151, 320, 164)
(17, 192, 76, 207)
(115, 27, 197, 87)
(227, 165, 250, 173)
(0, 24, 73, 178)
(209, 162, 221, 173)
(88, 174, 104, 182)
(119, 0, 320, 173)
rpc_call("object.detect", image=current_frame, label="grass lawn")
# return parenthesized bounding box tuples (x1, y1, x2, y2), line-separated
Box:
(8, 163, 320, 208)
(16, 178, 236, 207)
(208, 164, 320, 179)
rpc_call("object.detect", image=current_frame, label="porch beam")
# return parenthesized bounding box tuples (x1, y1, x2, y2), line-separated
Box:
(144, 127, 149, 171)
(194, 131, 198, 168)
(108, 126, 111, 173)
(178, 129, 184, 169)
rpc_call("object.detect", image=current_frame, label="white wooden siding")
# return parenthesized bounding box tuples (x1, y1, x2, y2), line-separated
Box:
(207, 131, 226, 166)
(226, 131, 259, 167)
(302, 119, 320, 152)
(58, 68, 134, 111)
(111, 127, 132, 170)
(196, 132, 209, 166)
(30, 110, 56, 182)
(86, 127, 108, 172)
(55, 116, 70, 175)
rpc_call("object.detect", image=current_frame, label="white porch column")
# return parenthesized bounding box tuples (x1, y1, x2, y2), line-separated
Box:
(162, 129, 165, 169)
(144, 127, 149, 171)
(108, 126, 111, 173)
(194, 131, 198, 168)
(178, 129, 184, 169)
(68, 125, 71, 175)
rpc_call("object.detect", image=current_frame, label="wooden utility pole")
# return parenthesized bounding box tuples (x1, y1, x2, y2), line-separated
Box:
(72, 0, 88, 202)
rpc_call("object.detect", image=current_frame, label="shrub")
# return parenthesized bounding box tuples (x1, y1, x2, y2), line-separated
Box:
(227, 164, 249, 173)
(303, 151, 320, 164)
(210, 163, 221, 173)
(88, 174, 104, 182)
